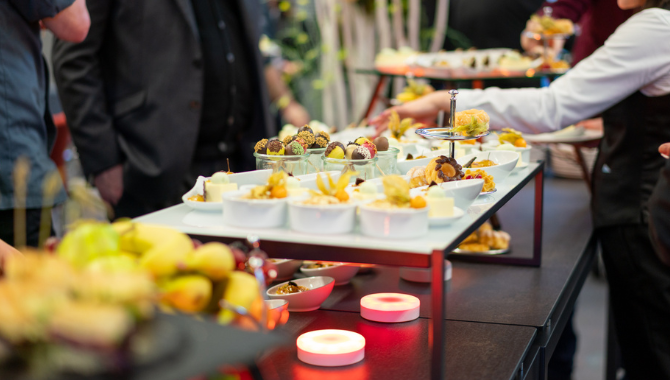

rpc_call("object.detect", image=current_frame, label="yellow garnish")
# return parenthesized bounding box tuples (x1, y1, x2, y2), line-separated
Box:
(381, 175, 411, 206)
(388, 110, 423, 140)
(313, 171, 358, 200)
(247, 172, 289, 199)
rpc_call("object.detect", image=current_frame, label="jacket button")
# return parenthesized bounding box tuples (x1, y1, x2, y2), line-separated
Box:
(189, 101, 201, 110)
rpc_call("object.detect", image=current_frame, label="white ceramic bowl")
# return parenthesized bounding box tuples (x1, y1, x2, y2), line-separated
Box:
(222, 190, 287, 228)
(265, 299, 290, 329)
(410, 179, 484, 210)
(358, 203, 429, 239)
(269, 259, 303, 282)
(300, 263, 360, 285)
(267, 276, 335, 312)
(182, 170, 273, 211)
(294, 171, 342, 190)
(288, 201, 357, 235)
(457, 150, 519, 184)
(398, 156, 432, 176)
(481, 142, 531, 164)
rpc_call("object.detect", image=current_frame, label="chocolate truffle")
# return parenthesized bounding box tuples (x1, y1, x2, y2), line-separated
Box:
(361, 141, 377, 158)
(325, 142, 345, 159)
(297, 130, 315, 148)
(266, 139, 285, 156)
(354, 136, 370, 145)
(351, 146, 371, 160)
(312, 134, 329, 149)
(313, 131, 330, 148)
(254, 139, 268, 154)
(344, 143, 359, 160)
(373, 136, 389, 151)
(285, 140, 305, 156)
(298, 125, 314, 134)
(293, 137, 309, 152)
(283, 134, 296, 146)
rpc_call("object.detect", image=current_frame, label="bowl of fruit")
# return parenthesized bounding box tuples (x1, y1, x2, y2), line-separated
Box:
(222, 172, 295, 228)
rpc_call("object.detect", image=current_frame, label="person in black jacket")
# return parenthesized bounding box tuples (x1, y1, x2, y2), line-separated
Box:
(649, 144, 670, 267)
(53, 0, 274, 218)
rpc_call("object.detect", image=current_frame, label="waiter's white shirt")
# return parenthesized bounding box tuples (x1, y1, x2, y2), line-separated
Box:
(458, 8, 670, 134)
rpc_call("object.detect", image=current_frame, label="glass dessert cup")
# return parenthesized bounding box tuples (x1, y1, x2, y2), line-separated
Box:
(321, 156, 379, 181)
(375, 147, 400, 175)
(305, 148, 326, 174)
(254, 152, 309, 175)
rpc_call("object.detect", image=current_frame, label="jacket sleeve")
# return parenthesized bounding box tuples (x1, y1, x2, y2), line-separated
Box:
(52, 0, 121, 177)
(9, 0, 74, 22)
(537, 0, 592, 23)
(649, 158, 670, 267)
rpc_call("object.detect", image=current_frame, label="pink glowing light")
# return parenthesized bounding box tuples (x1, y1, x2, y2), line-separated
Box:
(360, 293, 420, 323)
(296, 329, 365, 367)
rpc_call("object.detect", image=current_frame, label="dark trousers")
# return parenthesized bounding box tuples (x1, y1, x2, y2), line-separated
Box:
(598, 224, 670, 380)
(548, 311, 577, 380)
(0, 208, 50, 247)
(113, 156, 235, 219)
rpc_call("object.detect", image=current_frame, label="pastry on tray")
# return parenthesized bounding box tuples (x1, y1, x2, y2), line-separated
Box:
(457, 221, 511, 252)
(425, 156, 465, 183)
(451, 109, 490, 137)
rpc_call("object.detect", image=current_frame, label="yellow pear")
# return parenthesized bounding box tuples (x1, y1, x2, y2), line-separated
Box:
(160, 275, 211, 313)
(218, 271, 260, 324)
(186, 243, 235, 281)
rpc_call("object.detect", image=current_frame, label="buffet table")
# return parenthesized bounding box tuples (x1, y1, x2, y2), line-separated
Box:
(136, 164, 596, 380)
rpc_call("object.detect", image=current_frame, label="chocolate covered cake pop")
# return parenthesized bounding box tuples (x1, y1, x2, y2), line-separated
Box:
(266, 139, 285, 156)
(325, 142, 345, 159)
(373, 136, 389, 151)
(254, 139, 269, 154)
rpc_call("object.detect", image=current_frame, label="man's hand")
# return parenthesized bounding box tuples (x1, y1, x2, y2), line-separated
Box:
(369, 90, 449, 137)
(94, 164, 124, 205)
(282, 101, 310, 127)
(42, 0, 90, 43)
(659, 143, 670, 159)
(576, 117, 603, 131)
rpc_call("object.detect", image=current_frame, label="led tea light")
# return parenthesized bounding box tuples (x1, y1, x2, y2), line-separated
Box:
(296, 329, 365, 366)
(360, 293, 420, 323)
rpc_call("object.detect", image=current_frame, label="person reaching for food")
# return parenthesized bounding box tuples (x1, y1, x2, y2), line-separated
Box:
(372, 1, 670, 378)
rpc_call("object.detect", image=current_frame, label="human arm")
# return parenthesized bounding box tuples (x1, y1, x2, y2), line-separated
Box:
(52, 0, 124, 204)
(373, 10, 670, 135)
(41, 0, 90, 43)
(265, 65, 310, 126)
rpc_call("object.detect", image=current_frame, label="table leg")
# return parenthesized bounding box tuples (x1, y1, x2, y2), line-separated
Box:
(361, 75, 388, 122)
(532, 168, 544, 266)
(572, 145, 592, 193)
(431, 250, 446, 380)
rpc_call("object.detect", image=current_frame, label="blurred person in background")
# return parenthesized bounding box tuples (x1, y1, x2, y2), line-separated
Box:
(0, 0, 89, 247)
(372, 0, 670, 378)
(53, 0, 283, 219)
(650, 145, 670, 267)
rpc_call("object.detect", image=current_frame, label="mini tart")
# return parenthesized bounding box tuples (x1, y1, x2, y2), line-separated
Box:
(425, 156, 464, 183)
(407, 166, 428, 188)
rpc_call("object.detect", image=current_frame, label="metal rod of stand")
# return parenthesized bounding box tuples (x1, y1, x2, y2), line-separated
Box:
(449, 90, 459, 160)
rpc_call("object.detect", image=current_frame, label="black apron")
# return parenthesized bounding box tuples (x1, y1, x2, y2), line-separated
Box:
(592, 91, 670, 228)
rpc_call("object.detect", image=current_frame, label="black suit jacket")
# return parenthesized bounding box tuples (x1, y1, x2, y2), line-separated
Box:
(649, 157, 670, 267)
(53, 0, 273, 204)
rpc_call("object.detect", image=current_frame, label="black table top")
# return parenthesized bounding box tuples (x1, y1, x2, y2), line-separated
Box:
(259, 310, 537, 380)
(306, 177, 593, 328)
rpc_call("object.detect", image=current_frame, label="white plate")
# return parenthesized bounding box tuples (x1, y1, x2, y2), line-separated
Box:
(523, 128, 603, 143)
(182, 170, 273, 211)
(429, 207, 465, 227)
(453, 247, 509, 255)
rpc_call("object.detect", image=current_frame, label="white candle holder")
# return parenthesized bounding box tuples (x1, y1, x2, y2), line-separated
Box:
(360, 293, 420, 323)
(296, 329, 365, 366)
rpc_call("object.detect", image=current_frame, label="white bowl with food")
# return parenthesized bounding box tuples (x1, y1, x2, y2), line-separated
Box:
(268, 259, 303, 282)
(457, 151, 519, 184)
(410, 179, 483, 210)
(182, 170, 273, 211)
(294, 171, 342, 190)
(266, 276, 335, 312)
(288, 200, 357, 235)
(481, 141, 531, 164)
(222, 190, 287, 228)
(299, 262, 360, 286)
(358, 202, 429, 239)
(398, 156, 432, 176)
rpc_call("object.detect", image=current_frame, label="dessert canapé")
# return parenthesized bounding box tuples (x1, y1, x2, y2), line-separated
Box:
(425, 156, 464, 183)
(451, 109, 490, 137)
(204, 172, 238, 202)
(458, 221, 510, 251)
(368, 175, 426, 210)
(463, 169, 495, 192)
(276, 281, 308, 294)
(425, 186, 454, 218)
